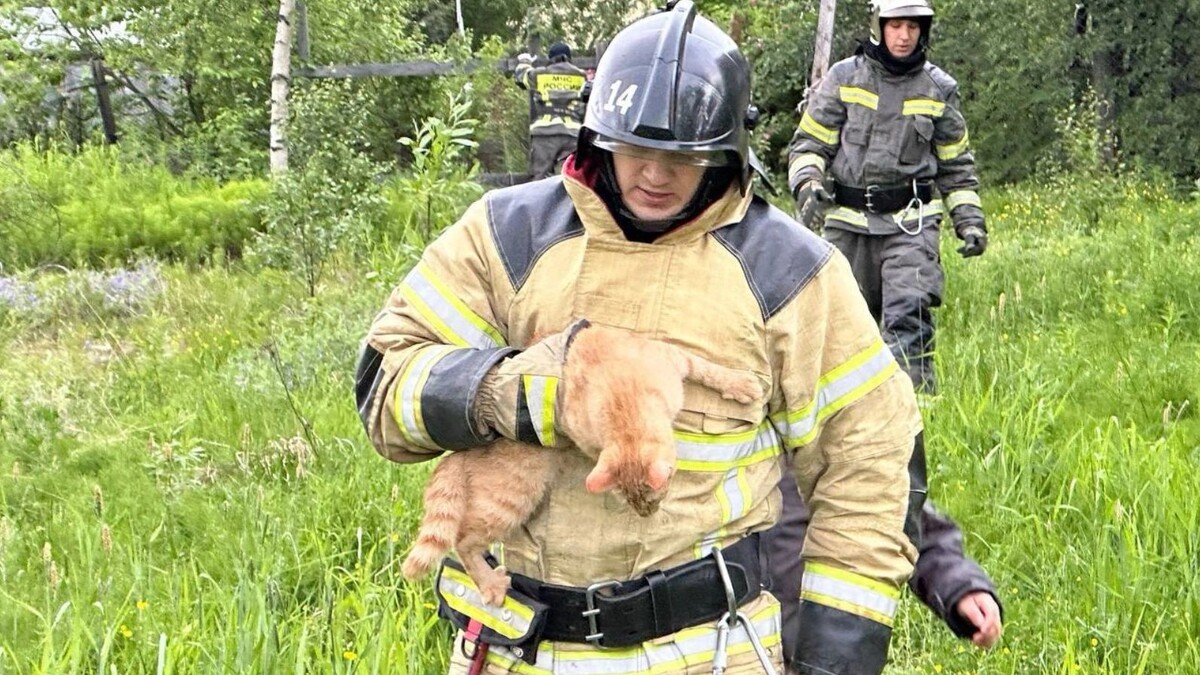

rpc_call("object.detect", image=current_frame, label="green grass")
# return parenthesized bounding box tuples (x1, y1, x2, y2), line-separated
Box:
(1, 176, 1198, 673)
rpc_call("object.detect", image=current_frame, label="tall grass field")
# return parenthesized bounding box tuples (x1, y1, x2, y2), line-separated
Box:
(1, 174, 1197, 674)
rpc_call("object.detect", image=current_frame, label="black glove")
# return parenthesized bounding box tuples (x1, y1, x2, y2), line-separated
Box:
(795, 180, 833, 230)
(956, 224, 988, 258)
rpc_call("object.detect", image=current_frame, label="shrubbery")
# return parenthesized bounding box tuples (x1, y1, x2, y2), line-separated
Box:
(0, 143, 269, 268)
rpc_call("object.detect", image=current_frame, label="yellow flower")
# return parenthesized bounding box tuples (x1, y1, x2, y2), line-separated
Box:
(1091, 638, 1099, 648)
(390, 532, 400, 543)
(119, 625, 133, 638)
(137, 599, 149, 611)
(934, 665, 943, 673)
(343, 650, 358, 661)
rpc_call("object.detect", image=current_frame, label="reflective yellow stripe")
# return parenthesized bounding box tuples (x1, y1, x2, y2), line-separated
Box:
(531, 116, 582, 130)
(393, 345, 457, 450)
(799, 111, 839, 146)
(801, 562, 900, 626)
(770, 340, 898, 447)
(439, 566, 536, 640)
(902, 98, 945, 117)
(936, 131, 970, 161)
(839, 86, 879, 110)
(673, 423, 781, 472)
(481, 600, 781, 673)
(945, 189, 982, 211)
(788, 154, 826, 188)
(522, 374, 559, 446)
(825, 206, 869, 228)
(400, 262, 506, 349)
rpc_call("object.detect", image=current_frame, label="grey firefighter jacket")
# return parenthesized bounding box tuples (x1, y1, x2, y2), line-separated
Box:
(788, 54, 985, 236)
(513, 59, 587, 138)
(356, 169, 923, 674)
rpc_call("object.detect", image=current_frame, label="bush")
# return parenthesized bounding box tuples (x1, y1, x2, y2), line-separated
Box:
(0, 142, 268, 268)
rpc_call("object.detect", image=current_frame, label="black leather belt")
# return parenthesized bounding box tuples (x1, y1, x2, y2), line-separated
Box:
(833, 180, 934, 214)
(508, 534, 764, 649)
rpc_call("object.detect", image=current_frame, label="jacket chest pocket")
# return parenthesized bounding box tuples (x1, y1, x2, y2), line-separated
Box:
(900, 115, 935, 165)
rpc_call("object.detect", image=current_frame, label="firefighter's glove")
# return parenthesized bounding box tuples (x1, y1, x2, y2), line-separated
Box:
(795, 180, 833, 231)
(956, 224, 988, 258)
(517, 52, 534, 65)
(472, 319, 590, 447)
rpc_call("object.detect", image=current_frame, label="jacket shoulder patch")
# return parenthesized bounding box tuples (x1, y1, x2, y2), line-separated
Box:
(485, 178, 585, 291)
(711, 198, 835, 322)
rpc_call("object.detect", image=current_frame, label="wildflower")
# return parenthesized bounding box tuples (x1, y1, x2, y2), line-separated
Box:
(93, 485, 105, 517)
(343, 650, 358, 661)
(100, 524, 112, 553)
(119, 624, 133, 638)
(137, 599, 149, 611)
(934, 665, 943, 673)
(1090, 638, 1099, 647)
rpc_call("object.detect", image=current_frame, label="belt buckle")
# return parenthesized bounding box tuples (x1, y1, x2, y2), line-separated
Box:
(582, 579, 621, 648)
(864, 184, 880, 213)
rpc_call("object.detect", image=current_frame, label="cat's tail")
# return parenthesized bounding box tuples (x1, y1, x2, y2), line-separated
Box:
(401, 458, 466, 580)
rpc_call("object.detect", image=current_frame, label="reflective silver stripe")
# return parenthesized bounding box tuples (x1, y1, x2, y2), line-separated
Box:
(936, 130, 970, 161)
(839, 86, 879, 110)
(825, 206, 868, 228)
(788, 154, 827, 188)
(770, 340, 898, 447)
(902, 98, 945, 117)
(799, 111, 839, 146)
(697, 466, 753, 554)
(482, 600, 781, 673)
(438, 565, 537, 640)
(399, 262, 505, 349)
(894, 199, 944, 224)
(674, 423, 780, 472)
(393, 345, 457, 450)
(945, 189, 982, 211)
(522, 374, 559, 446)
(801, 563, 900, 626)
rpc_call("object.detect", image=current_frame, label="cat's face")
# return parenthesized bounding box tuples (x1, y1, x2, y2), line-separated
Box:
(585, 435, 676, 516)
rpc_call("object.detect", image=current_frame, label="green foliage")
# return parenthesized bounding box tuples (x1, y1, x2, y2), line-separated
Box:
(255, 82, 388, 297)
(384, 87, 484, 246)
(0, 142, 267, 268)
(2, 176, 1200, 672)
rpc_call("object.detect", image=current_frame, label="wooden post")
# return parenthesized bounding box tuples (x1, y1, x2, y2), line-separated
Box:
(90, 57, 119, 144)
(270, 0, 296, 176)
(810, 0, 838, 86)
(296, 1, 310, 62)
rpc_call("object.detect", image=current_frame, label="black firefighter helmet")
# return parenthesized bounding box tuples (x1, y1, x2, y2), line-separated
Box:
(577, 0, 762, 193)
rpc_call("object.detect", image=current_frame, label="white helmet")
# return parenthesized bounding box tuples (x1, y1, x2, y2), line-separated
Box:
(869, 0, 935, 45)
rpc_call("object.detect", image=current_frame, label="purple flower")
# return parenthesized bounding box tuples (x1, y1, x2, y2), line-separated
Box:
(0, 276, 40, 311)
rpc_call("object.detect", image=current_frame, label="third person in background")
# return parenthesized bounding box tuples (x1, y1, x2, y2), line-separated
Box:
(514, 42, 588, 180)
(787, 0, 987, 396)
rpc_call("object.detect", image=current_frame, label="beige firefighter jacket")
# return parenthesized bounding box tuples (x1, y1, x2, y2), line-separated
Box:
(358, 172, 922, 673)
(788, 54, 985, 236)
(514, 59, 587, 138)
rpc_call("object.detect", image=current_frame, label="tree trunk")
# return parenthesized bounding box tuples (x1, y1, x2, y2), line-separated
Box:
(270, 0, 296, 176)
(810, 0, 838, 85)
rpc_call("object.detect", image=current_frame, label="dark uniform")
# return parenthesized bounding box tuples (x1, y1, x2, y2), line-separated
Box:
(514, 44, 587, 180)
(787, 0, 987, 394)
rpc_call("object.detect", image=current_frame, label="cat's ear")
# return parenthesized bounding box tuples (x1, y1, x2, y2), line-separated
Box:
(646, 460, 673, 491)
(585, 455, 617, 493)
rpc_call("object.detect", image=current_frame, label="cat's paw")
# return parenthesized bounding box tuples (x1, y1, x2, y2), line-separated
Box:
(721, 373, 763, 404)
(479, 566, 511, 607)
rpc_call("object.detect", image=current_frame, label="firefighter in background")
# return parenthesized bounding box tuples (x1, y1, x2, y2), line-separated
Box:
(788, 0, 987, 396)
(357, 2, 924, 672)
(514, 42, 587, 179)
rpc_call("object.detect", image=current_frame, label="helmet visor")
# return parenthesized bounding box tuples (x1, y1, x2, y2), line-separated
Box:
(591, 135, 731, 168)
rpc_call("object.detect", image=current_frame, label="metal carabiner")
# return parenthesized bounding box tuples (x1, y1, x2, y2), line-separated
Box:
(897, 179, 926, 236)
(711, 547, 779, 675)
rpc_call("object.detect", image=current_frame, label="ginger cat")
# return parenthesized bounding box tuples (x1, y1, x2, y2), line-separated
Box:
(401, 324, 763, 606)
